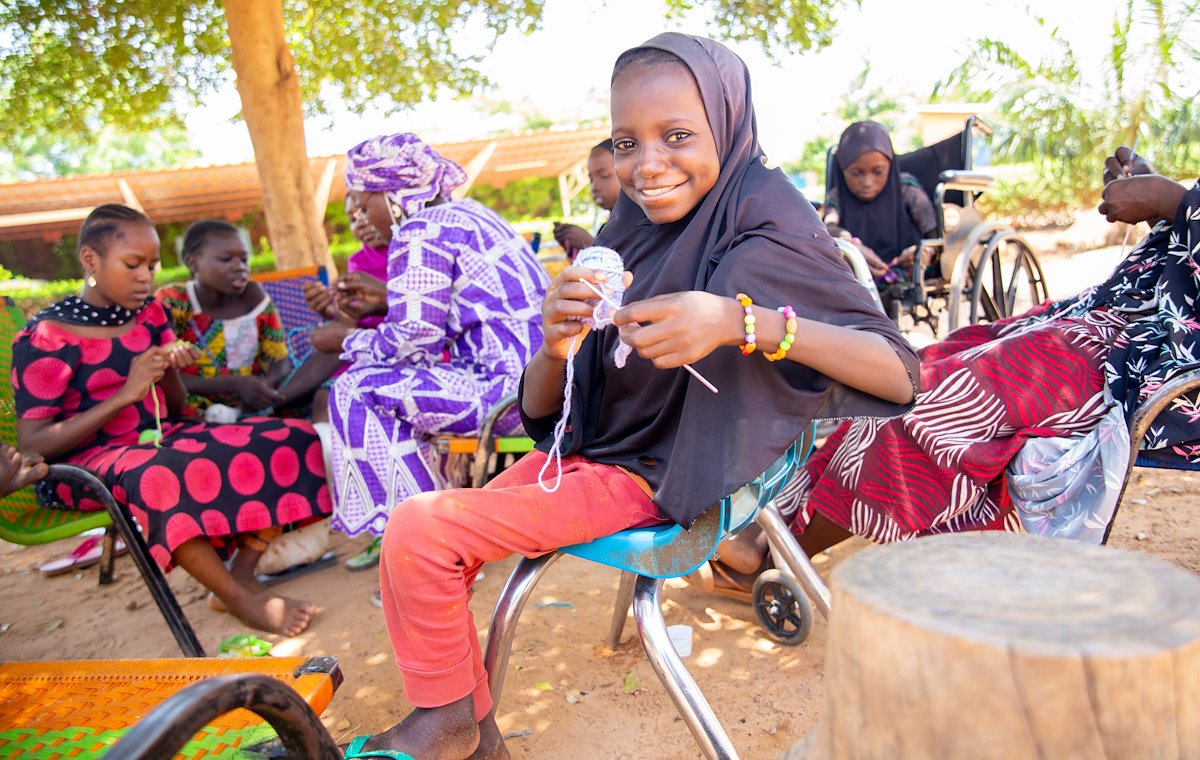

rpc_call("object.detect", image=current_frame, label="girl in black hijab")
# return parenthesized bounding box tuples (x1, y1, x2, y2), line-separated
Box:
(351, 34, 918, 759)
(825, 120, 938, 316)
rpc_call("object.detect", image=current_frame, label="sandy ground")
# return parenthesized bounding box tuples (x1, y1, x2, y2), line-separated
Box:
(2, 242, 1195, 759)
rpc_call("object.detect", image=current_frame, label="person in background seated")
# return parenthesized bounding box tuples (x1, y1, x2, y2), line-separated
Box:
(552, 138, 622, 258)
(734, 149, 1199, 572)
(326, 133, 548, 560)
(274, 193, 394, 423)
(15, 204, 332, 636)
(155, 220, 289, 421)
(824, 120, 938, 319)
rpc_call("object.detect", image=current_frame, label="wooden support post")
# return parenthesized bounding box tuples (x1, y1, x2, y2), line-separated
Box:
(117, 179, 144, 212)
(787, 533, 1200, 760)
(454, 141, 498, 200)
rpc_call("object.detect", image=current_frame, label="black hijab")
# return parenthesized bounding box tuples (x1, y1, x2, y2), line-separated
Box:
(833, 120, 924, 263)
(521, 34, 917, 526)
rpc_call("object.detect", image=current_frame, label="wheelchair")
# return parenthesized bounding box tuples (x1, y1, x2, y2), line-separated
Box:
(826, 116, 1051, 335)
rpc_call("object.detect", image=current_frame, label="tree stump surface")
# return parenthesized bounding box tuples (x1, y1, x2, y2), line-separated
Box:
(789, 532, 1200, 760)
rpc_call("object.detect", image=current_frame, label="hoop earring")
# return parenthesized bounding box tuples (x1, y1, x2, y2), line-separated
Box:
(85, 273, 97, 288)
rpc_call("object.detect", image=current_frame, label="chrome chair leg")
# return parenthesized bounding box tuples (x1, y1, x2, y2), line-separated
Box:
(606, 571, 636, 650)
(756, 502, 831, 620)
(484, 552, 561, 706)
(633, 575, 739, 760)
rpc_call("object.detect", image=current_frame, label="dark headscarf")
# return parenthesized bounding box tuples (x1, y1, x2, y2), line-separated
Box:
(521, 34, 917, 526)
(833, 120, 924, 263)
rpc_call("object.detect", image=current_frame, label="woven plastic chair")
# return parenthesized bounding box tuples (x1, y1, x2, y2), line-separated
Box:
(0, 656, 342, 759)
(0, 298, 114, 556)
(253, 266, 327, 364)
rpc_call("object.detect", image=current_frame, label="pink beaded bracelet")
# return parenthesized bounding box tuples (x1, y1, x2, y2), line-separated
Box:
(763, 305, 797, 361)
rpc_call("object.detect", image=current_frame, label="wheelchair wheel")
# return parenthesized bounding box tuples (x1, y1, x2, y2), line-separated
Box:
(967, 231, 1049, 325)
(752, 569, 812, 646)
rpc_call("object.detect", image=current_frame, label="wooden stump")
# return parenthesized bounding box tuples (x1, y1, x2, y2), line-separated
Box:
(793, 533, 1200, 760)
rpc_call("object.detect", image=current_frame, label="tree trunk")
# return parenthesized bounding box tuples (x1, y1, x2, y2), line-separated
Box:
(790, 533, 1200, 760)
(224, 0, 329, 271)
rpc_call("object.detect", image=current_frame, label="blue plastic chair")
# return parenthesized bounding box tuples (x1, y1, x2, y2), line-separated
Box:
(482, 424, 831, 760)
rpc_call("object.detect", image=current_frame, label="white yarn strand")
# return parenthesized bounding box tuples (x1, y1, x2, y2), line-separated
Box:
(537, 334, 580, 493)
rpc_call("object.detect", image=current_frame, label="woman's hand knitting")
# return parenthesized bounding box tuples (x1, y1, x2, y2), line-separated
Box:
(336, 272, 388, 320)
(615, 291, 741, 368)
(1099, 175, 1187, 227)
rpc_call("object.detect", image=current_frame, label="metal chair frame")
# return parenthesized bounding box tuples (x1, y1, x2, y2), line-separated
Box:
(482, 428, 832, 760)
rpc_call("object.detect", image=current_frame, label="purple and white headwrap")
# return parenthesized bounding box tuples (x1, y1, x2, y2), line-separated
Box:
(345, 133, 468, 219)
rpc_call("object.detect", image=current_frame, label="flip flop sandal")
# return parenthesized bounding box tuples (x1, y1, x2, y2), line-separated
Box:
(345, 536, 382, 571)
(256, 550, 338, 587)
(684, 559, 754, 604)
(38, 535, 128, 577)
(345, 735, 415, 759)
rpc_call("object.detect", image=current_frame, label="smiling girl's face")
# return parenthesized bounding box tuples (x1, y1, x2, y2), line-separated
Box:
(610, 61, 719, 224)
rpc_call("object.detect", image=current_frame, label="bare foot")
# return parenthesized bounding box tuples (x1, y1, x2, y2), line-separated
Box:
(213, 591, 316, 636)
(467, 713, 510, 760)
(715, 525, 769, 575)
(207, 575, 270, 613)
(364, 695, 480, 760)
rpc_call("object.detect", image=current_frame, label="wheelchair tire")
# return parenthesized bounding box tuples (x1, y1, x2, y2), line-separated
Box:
(968, 231, 1049, 325)
(752, 569, 813, 646)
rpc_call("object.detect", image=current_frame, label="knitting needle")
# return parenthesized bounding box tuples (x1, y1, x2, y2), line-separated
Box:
(577, 278, 720, 394)
(1118, 136, 1140, 257)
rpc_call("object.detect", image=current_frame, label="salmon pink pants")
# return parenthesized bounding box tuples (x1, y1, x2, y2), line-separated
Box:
(379, 451, 663, 721)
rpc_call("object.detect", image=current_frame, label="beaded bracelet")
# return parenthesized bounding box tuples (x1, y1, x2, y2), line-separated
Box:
(736, 293, 756, 355)
(763, 305, 797, 362)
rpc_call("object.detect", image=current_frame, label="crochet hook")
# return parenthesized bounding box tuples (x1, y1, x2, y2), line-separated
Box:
(578, 278, 719, 394)
(1119, 136, 1140, 258)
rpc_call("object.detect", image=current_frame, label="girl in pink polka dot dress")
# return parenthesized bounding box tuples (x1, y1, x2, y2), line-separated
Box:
(12, 205, 332, 637)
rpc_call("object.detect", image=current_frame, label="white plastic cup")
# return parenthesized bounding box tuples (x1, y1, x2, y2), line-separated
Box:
(667, 624, 693, 658)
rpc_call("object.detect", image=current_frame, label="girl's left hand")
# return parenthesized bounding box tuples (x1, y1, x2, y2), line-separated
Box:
(165, 342, 200, 370)
(614, 292, 740, 368)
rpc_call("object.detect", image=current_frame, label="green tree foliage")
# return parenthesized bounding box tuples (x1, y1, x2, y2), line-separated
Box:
(668, 0, 859, 56)
(468, 178, 562, 221)
(0, 125, 199, 181)
(2, 0, 854, 152)
(936, 0, 1200, 203)
(0, 0, 545, 148)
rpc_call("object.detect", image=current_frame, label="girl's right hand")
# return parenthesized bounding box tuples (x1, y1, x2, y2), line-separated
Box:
(540, 265, 618, 361)
(121, 348, 169, 405)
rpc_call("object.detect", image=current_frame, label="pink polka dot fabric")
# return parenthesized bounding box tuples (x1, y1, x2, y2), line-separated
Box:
(13, 301, 331, 571)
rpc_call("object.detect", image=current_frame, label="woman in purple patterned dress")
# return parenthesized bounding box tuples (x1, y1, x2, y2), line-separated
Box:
(324, 133, 548, 539)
